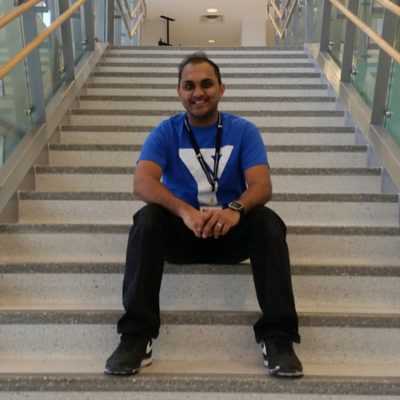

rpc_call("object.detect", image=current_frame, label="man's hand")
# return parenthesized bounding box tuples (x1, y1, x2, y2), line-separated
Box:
(198, 208, 241, 239)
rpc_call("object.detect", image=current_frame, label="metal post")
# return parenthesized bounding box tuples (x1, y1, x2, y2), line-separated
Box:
(340, 0, 360, 82)
(21, 8, 46, 124)
(370, 0, 400, 124)
(292, 1, 299, 45)
(305, 0, 314, 43)
(58, 0, 75, 81)
(107, 0, 115, 44)
(319, 0, 332, 52)
(96, 0, 107, 42)
(84, 0, 96, 50)
(274, 0, 281, 46)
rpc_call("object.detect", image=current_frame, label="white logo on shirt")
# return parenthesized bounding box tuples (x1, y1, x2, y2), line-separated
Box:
(179, 145, 233, 205)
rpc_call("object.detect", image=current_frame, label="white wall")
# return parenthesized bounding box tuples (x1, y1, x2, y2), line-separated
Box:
(141, 19, 167, 46)
(241, 19, 266, 46)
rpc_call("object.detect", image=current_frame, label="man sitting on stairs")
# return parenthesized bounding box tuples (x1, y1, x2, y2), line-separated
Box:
(105, 52, 303, 378)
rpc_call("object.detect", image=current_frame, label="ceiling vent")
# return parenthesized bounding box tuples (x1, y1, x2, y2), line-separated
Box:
(200, 15, 224, 23)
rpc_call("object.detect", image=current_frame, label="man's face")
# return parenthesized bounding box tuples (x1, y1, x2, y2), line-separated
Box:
(177, 61, 225, 127)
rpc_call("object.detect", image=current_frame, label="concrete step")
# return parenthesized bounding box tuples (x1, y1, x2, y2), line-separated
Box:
(77, 96, 340, 112)
(0, 309, 399, 366)
(69, 109, 346, 127)
(1, 367, 400, 397)
(60, 125, 356, 146)
(1, 263, 400, 311)
(84, 82, 330, 97)
(0, 223, 399, 265)
(33, 166, 382, 193)
(47, 144, 367, 169)
(18, 192, 398, 226)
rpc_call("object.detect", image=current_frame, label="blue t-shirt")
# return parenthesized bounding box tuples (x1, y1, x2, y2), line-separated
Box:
(138, 112, 269, 209)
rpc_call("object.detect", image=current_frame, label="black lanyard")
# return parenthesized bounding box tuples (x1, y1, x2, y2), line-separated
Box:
(184, 112, 222, 193)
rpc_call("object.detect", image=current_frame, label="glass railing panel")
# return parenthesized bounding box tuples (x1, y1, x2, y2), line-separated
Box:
(71, 0, 86, 64)
(35, 0, 65, 105)
(328, 0, 347, 67)
(384, 20, 400, 147)
(0, 12, 33, 168)
(350, 0, 384, 108)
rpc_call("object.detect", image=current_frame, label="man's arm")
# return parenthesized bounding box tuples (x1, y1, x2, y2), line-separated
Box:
(199, 164, 272, 238)
(134, 160, 213, 238)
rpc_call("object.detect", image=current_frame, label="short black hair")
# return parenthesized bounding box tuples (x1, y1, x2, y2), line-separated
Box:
(178, 52, 222, 86)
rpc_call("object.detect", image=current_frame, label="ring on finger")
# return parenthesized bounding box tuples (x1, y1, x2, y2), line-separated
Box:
(216, 222, 222, 227)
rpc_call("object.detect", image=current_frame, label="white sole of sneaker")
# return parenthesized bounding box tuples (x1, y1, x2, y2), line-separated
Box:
(104, 357, 152, 375)
(264, 360, 303, 377)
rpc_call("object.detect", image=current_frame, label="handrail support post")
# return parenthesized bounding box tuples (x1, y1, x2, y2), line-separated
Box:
(58, 0, 76, 82)
(107, 0, 114, 44)
(370, 0, 399, 124)
(21, 8, 46, 124)
(320, 0, 332, 52)
(340, 0, 360, 82)
(84, 0, 96, 51)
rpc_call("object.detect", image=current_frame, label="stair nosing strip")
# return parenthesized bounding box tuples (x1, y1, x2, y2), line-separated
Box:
(33, 166, 381, 176)
(0, 224, 399, 235)
(0, 262, 399, 276)
(70, 110, 345, 117)
(98, 62, 316, 68)
(86, 83, 328, 89)
(93, 72, 321, 78)
(79, 95, 336, 103)
(48, 144, 366, 152)
(1, 373, 399, 394)
(19, 192, 397, 203)
(61, 125, 356, 133)
(0, 310, 400, 327)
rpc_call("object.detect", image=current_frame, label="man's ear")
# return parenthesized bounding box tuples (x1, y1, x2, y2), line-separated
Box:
(219, 83, 226, 98)
(177, 87, 181, 97)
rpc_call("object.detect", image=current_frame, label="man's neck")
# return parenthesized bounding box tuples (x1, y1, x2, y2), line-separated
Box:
(188, 112, 219, 128)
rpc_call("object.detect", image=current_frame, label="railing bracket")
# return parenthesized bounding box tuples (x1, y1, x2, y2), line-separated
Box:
(25, 107, 33, 117)
(59, 66, 66, 74)
(82, 39, 88, 46)
(384, 110, 392, 118)
(351, 68, 357, 76)
(328, 41, 334, 46)
(14, 0, 22, 7)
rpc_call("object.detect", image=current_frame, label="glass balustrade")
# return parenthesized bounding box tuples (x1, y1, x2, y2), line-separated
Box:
(0, 7, 33, 168)
(313, 0, 324, 43)
(350, 0, 384, 107)
(35, 0, 65, 105)
(384, 19, 400, 147)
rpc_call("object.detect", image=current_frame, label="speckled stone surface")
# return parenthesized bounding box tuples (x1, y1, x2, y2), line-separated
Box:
(18, 192, 397, 203)
(1, 310, 400, 327)
(86, 83, 328, 90)
(60, 125, 355, 133)
(48, 144, 366, 152)
(106, 52, 310, 59)
(94, 72, 321, 78)
(79, 95, 336, 103)
(1, 223, 399, 235)
(109, 46, 305, 51)
(34, 166, 380, 175)
(1, 374, 400, 395)
(99, 62, 315, 68)
(1, 262, 400, 276)
(70, 109, 344, 117)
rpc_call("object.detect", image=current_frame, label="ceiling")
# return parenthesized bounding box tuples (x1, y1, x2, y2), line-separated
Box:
(145, 0, 268, 47)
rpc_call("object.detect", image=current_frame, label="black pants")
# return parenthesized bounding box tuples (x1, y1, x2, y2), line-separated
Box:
(117, 204, 300, 344)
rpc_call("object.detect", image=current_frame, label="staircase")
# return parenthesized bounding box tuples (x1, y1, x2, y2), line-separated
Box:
(1, 46, 400, 398)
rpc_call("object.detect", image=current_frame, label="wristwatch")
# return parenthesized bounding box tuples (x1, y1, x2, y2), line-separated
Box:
(228, 201, 245, 220)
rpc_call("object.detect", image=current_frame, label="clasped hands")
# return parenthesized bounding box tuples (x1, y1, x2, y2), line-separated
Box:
(183, 207, 241, 239)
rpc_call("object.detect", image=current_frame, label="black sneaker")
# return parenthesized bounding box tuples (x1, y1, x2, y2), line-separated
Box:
(104, 333, 152, 375)
(262, 336, 303, 377)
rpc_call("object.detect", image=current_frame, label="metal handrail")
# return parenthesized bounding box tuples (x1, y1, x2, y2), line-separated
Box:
(0, 0, 43, 30)
(330, 0, 400, 65)
(116, 0, 146, 39)
(0, 0, 88, 80)
(267, 0, 297, 39)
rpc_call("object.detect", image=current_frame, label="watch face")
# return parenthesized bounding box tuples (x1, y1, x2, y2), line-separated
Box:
(230, 201, 243, 210)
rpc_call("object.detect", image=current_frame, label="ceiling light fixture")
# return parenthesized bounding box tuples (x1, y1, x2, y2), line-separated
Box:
(207, 8, 218, 13)
(209, 40, 215, 43)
